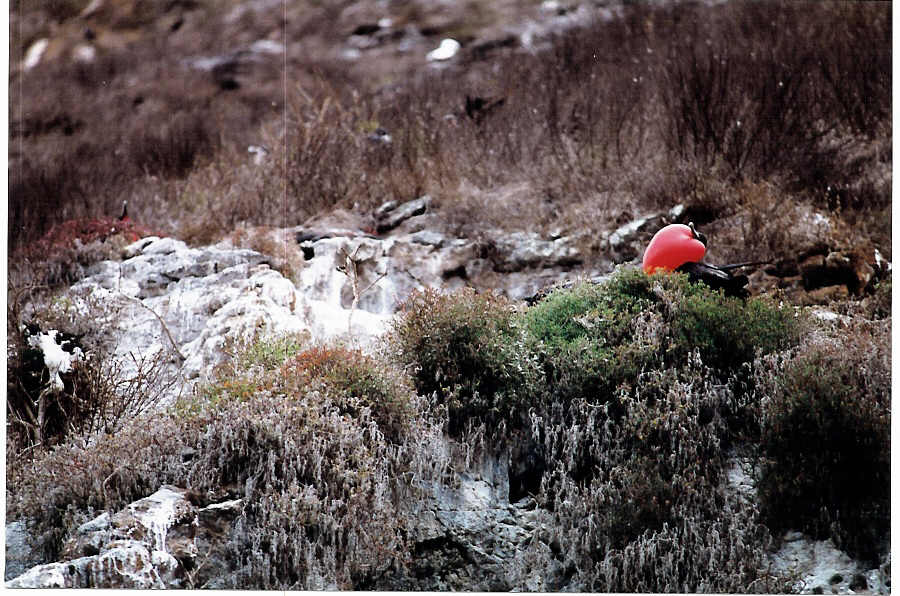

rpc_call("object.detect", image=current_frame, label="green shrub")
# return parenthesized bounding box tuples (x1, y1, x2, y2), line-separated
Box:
(387, 288, 541, 438)
(524, 270, 659, 404)
(524, 269, 801, 406)
(757, 324, 890, 562)
(235, 332, 310, 372)
(665, 277, 803, 371)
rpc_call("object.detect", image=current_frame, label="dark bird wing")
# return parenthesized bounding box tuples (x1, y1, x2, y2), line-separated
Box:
(676, 262, 750, 298)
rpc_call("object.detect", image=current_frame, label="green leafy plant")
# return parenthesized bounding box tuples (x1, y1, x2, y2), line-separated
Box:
(664, 277, 803, 371)
(524, 270, 660, 404)
(387, 288, 542, 438)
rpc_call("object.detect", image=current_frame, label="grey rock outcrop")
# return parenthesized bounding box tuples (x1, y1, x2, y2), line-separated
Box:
(375, 195, 433, 233)
(383, 453, 560, 591)
(771, 533, 890, 595)
(606, 204, 686, 264)
(67, 236, 392, 406)
(4, 521, 42, 581)
(6, 486, 242, 589)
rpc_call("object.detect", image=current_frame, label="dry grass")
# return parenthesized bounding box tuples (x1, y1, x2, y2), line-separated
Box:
(10, 2, 890, 273)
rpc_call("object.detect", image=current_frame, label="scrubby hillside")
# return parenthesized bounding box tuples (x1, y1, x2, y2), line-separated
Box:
(7, 0, 891, 592)
(10, 1, 890, 266)
(7, 269, 891, 590)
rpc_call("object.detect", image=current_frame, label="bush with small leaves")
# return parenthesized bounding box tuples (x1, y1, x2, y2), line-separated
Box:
(387, 288, 542, 439)
(757, 320, 890, 563)
(281, 345, 416, 444)
(663, 276, 803, 372)
(524, 269, 660, 405)
(9, 337, 447, 589)
(524, 269, 802, 404)
(529, 358, 780, 592)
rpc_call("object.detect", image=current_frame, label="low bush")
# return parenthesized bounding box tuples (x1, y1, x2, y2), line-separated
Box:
(531, 360, 780, 592)
(524, 270, 661, 404)
(524, 269, 802, 404)
(387, 288, 542, 439)
(664, 277, 803, 372)
(757, 322, 890, 562)
(9, 334, 447, 588)
(281, 345, 416, 444)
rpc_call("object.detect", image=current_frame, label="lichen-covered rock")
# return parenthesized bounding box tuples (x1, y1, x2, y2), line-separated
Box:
(606, 204, 686, 264)
(771, 532, 890, 595)
(375, 452, 561, 591)
(4, 521, 42, 581)
(6, 486, 243, 589)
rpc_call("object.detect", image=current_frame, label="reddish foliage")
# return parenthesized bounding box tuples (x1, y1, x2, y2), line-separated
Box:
(282, 346, 363, 385)
(22, 216, 158, 260)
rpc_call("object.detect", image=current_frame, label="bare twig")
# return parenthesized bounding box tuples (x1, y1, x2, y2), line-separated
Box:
(337, 245, 387, 336)
(118, 292, 186, 362)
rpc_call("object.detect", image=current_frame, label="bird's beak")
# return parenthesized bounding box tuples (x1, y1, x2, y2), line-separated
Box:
(688, 222, 707, 246)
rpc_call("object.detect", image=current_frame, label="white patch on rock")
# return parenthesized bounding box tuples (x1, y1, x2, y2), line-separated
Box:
(127, 487, 187, 553)
(770, 532, 882, 594)
(427, 38, 461, 61)
(6, 542, 167, 589)
(23, 38, 49, 70)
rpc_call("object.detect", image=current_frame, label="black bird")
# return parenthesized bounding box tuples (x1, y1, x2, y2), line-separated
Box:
(674, 223, 768, 298)
(676, 260, 769, 298)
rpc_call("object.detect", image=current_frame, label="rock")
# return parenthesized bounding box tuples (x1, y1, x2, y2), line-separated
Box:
(804, 284, 850, 305)
(378, 452, 557, 591)
(606, 205, 684, 263)
(375, 195, 432, 233)
(374, 200, 399, 218)
(491, 231, 582, 272)
(57, 220, 596, 407)
(427, 38, 461, 61)
(67, 236, 392, 406)
(5, 521, 42, 581)
(7, 486, 243, 589)
(770, 532, 888, 595)
(800, 249, 878, 296)
(6, 542, 175, 589)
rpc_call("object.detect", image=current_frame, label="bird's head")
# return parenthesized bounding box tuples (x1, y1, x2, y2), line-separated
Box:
(642, 222, 708, 274)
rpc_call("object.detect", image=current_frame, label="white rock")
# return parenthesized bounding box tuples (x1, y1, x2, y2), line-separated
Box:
(427, 38, 461, 61)
(72, 44, 96, 63)
(6, 542, 167, 589)
(249, 39, 284, 54)
(23, 38, 49, 70)
(770, 533, 873, 594)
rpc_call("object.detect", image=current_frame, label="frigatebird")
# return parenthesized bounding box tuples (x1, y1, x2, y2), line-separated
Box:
(644, 222, 769, 298)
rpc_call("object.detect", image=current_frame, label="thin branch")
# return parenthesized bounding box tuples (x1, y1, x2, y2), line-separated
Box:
(118, 292, 186, 362)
